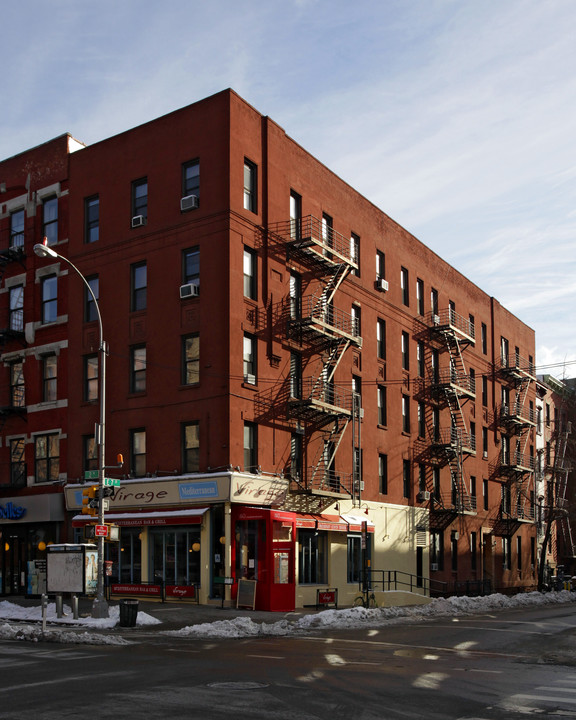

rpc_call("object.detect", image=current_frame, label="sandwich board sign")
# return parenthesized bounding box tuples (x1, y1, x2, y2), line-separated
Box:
(46, 544, 98, 595)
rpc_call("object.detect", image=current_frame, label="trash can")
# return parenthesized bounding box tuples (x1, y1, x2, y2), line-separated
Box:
(119, 599, 139, 628)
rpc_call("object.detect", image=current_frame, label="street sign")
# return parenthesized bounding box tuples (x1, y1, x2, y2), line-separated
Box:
(103, 477, 121, 487)
(84, 470, 99, 480)
(95, 525, 109, 537)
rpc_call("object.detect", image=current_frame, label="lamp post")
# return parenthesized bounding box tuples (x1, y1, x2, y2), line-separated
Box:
(34, 241, 109, 618)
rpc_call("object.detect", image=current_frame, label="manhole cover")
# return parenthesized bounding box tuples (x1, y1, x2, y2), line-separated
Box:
(207, 682, 269, 690)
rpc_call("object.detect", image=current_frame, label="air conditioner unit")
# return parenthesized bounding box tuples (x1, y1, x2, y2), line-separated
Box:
(418, 490, 431, 502)
(244, 374, 256, 385)
(375, 278, 389, 292)
(452, 531, 459, 540)
(180, 194, 199, 212)
(483, 451, 488, 459)
(433, 314, 441, 325)
(180, 283, 200, 299)
(131, 215, 146, 228)
(430, 563, 439, 572)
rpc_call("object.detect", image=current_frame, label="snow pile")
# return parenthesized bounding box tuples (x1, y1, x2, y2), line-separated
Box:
(165, 590, 576, 639)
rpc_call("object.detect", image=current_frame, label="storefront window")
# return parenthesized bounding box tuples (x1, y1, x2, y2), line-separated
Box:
(347, 535, 363, 583)
(274, 551, 290, 584)
(298, 530, 327, 584)
(150, 528, 200, 586)
(235, 520, 260, 581)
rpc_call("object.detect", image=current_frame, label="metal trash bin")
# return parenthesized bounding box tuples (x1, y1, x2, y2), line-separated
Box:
(119, 599, 139, 628)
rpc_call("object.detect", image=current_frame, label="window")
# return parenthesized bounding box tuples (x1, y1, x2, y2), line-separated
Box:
(418, 464, 427, 493)
(351, 304, 361, 338)
(347, 535, 363, 583)
(42, 355, 57, 402)
(352, 376, 362, 410)
(131, 262, 147, 311)
(502, 536, 511, 570)
(376, 250, 385, 279)
(41, 275, 57, 323)
(417, 340, 425, 377)
(182, 159, 200, 199)
(470, 367, 476, 396)
(290, 432, 303, 481)
(431, 531, 444, 571)
(131, 178, 148, 221)
(183, 422, 200, 473)
(9, 285, 23, 332)
(298, 530, 327, 584)
(243, 334, 256, 384)
(290, 352, 302, 399)
(321, 213, 333, 255)
(481, 322, 488, 354)
(130, 429, 146, 476)
(402, 394, 411, 433)
(289, 271, 302, 320)
(9, 361, 24, 407)
(451, 533, 458, 572)
(433, 467, 441, 501)
(130, 345, 146, 393)
(471, 532, 477, 572)
(243, 422, 257, 471)
(84, 355, 98, 401)
(10, 438, 26, 486)
(416, 278, 424, 315)
(85, 276, 99, 322)
(243, 160, 257, 213)
(431, 288, 439, 316)
(35, 433, 59, 483)
(84, 195, 99, 243)
(182, 334, 200, 385)
(418, 402, 426, 438)
(481, 375, 488, 407)
(401, 331, 410, 371)
(517, 536, 522, 574)
(470, 475, 476, 508)
(403, 459, 411, 498)
(83, 435, 98, 472)
(243, 247, 257, 300)
(377, 385, 387, 426)
(470, 421, 476, 452)
(379, 453, 388, 494)
(42, 196, 58, 245)
(289, 190, 302, 239)
(182, 246, 200, 285)
(501, 336, 509, 367)
(401, 266, 409, 306)
(350, 233, 360, 275)
(377, 318, 386, 360)
(10, 209, 25, 247)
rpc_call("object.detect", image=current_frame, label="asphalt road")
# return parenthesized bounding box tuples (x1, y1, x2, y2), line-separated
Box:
(1, 602, 575, 719)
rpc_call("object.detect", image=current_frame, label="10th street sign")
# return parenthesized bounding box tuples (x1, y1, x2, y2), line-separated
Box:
(103, 478, 121, 487)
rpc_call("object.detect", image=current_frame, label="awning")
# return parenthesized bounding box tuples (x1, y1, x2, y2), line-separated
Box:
(295, 513, 371, 533)
(72, 508, 208, 528)
(340, 514, 375, 533)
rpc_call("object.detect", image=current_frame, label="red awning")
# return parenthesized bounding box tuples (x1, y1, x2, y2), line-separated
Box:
(72, 508, 208, 528)
(295, 513, 375, 533)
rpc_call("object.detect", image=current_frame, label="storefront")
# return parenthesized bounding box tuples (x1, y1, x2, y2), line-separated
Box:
(0, 492, 66, 596)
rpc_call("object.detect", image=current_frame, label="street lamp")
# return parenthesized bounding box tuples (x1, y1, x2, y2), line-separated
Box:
(34, 240, 109, 618)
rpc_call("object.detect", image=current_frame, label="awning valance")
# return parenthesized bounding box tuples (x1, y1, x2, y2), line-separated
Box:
(72, 508, 208, 528)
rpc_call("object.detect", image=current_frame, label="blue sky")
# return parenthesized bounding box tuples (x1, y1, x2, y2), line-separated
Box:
(2, 0, 575, 378)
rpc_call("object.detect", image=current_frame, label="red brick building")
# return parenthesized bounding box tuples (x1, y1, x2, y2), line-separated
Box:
(0, 90, 540, 609)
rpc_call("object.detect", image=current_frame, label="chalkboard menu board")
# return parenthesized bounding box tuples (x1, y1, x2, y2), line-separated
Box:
(236, 579, 257, 609)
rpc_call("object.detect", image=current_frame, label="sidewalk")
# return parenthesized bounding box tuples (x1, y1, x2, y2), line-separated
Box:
(1, 595, 322, 635)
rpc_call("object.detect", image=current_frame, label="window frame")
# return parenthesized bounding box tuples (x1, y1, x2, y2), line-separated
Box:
(131, 177, 148, 221)
(42, 354, 57, 402)
(131, 261, 147, 312)
(182, 334, 200, 386)
(182, 159, 200, 199)
(130, 428, 146, 477)
(182, 421, 200, 473)
(84, 354, 98, 402)
(34, 433, 60, 483)
(243, 159, 257, 213)
(130, 344, 147, 394)
(10, 208, 25, 248)
(243, 247, 257, 300)
(84, 195, 100, 243)
(42, 196, 58, 245)
(41, 275, 58, 324)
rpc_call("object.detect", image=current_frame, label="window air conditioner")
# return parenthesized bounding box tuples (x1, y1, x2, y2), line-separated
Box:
(179, 282, 200, 299)
(483, 451, 488, 459)
(418, 490, 431, 502)
(180, 194, 199, 212)
(430, 563, 439, 572)
(433, 314, 441, 325)
(131, 215, 146, 228)
(244, 374, 256, 385)
(375, 278, 389, 292)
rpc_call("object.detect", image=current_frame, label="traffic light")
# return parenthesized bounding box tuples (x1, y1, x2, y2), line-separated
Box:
(81, 485, 98, 516)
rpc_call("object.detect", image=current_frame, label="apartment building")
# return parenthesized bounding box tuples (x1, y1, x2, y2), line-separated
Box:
(0, 90, 541, 609)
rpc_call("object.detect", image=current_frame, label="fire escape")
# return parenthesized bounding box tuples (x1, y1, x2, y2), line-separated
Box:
(493, 350, 536, 535)
(427, 307, 476, 528)
(549, 420, 575, 565)
(268, 215, 361, 509)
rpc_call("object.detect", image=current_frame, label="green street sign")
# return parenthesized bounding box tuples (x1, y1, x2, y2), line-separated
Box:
(84, 470, 99, 480)
(103, 477, 121, 487)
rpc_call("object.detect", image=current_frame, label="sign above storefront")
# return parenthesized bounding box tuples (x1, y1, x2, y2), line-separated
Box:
(65, 472, 289, 512)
